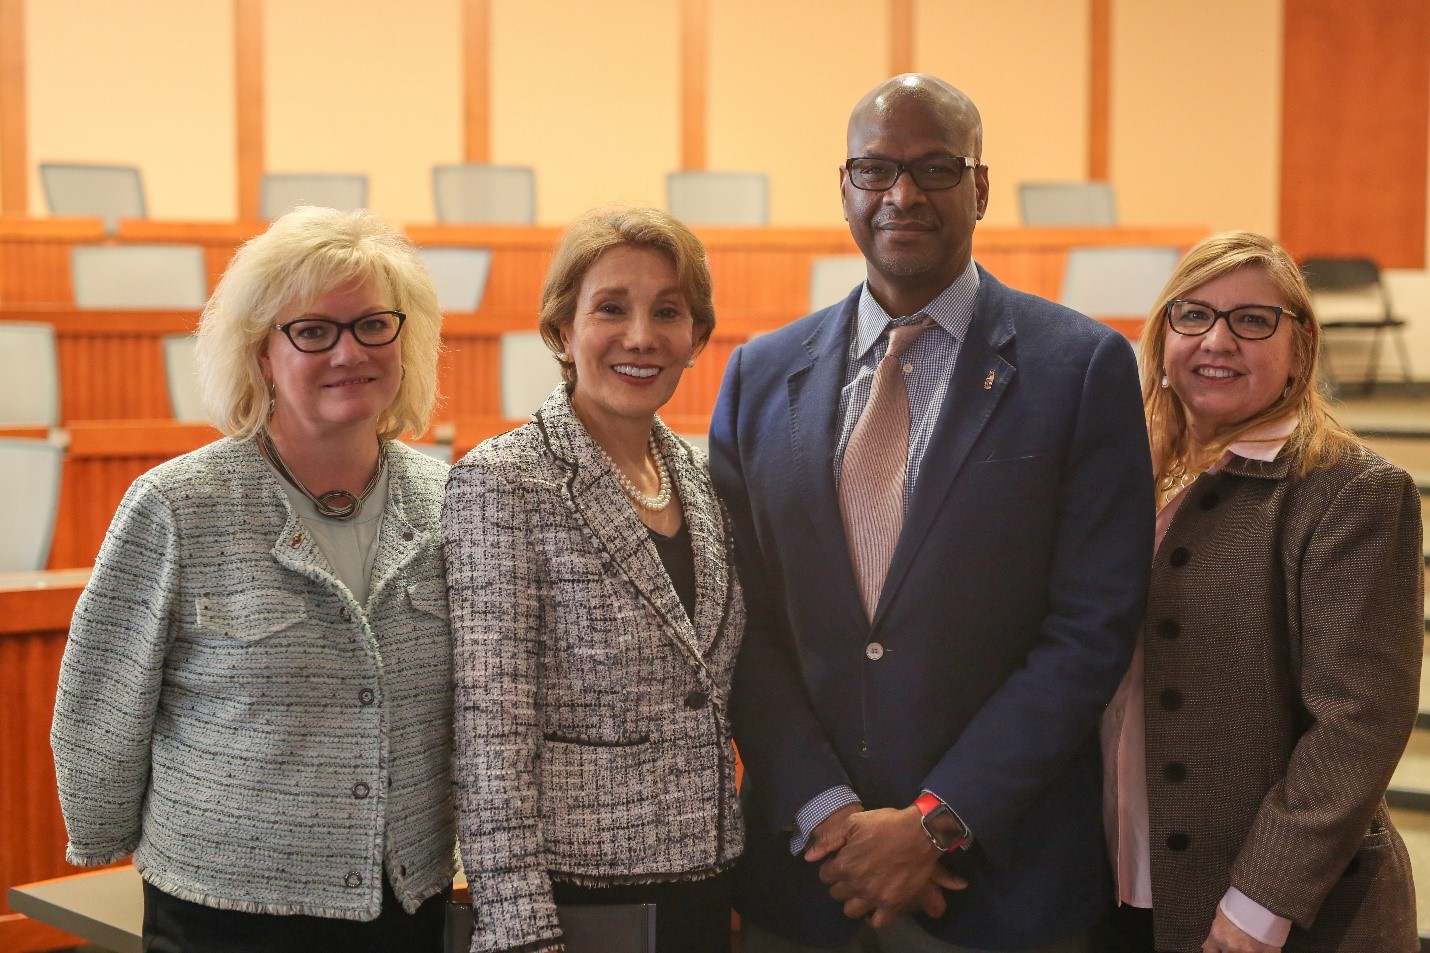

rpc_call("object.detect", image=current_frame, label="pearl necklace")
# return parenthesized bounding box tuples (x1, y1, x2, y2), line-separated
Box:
(598, 434, 672, 511)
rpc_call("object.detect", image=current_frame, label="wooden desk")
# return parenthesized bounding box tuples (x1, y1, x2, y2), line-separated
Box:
(0, 569, 92, 952)
(8, 866, 139, 953)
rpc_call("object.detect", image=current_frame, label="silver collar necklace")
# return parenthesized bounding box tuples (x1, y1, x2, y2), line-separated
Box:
(257, 429, 386, 521)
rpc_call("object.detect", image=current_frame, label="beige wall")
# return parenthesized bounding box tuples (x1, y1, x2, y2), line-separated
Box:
(26, 0, 235, 219)
(491, 0, 678, 225)
(1110, 0, 1282, 235)
(266, 0, 461, 224)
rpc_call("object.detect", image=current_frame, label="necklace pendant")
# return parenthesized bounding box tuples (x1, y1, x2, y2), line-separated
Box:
(315, 489, 361, 519)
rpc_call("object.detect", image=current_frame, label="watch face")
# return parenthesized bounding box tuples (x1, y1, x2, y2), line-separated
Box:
(922, 803, 967, 851)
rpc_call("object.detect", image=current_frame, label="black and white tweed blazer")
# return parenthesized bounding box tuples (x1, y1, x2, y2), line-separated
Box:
(444, 386, 745, 953)
(51, 438, 457, 921)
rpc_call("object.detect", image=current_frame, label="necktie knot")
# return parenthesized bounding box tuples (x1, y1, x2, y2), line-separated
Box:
(884, 316, 934, 363)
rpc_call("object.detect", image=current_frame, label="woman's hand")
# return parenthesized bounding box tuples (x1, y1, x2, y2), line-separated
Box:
(1202, 908, 1280, 953)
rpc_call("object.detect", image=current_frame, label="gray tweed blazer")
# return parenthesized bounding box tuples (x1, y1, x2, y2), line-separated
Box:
(1143, 447, 1423, 952)
(444, 387, 744, 953)
(51, 437, 457, 920)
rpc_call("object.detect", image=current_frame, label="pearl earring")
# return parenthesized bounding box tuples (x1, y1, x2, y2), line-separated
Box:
(685, 358, 695, 369)
(1159, 375, 1169, 389)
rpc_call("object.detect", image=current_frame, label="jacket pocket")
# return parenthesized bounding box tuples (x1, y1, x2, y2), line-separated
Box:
(195, 590, 307, 642)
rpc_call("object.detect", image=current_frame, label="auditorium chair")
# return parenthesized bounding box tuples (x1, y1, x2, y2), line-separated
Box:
(0, 322, 60, 427)
(432, 164, 537, 224)
(40, 161, 146, 234)
(162, 334, 207, 422)
(1301, 257, 1415, 392)
(809, 255, 868, 312)
(1018, 181, 1117, 227)
(666, 171, 770, 226)
(260, 172, 369, 219)
(1059, 245, 1180, 348)
(70, 244, 208, 309)
(500, 332, 563, 419)
(415, 247, 493, 313)
(0, 438, 64, 571)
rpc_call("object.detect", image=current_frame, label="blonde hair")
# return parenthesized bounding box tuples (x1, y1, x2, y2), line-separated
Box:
(1139, 231, 1360, 497)
(197, 206, 443, 441)
(538, 206, 715, 386)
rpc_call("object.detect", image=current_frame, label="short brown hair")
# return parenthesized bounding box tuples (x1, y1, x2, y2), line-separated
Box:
(538, 206, 715, 386)
(1139, 231, 1360, 496)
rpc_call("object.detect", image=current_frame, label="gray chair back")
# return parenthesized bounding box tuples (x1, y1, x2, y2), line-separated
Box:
(1059, 246, 1180, 319)
(416, 248, 493, 313)
(433, 164, 536, 224)
(260, 173, 369, 218)
(0, 323, 60, 426)
(500, 331, 563, 419)
(0, 438, 64, 571)
(809, 255, 867, 312)
(666, 171, 769, 226)
(71, 244, 208, 309)
(162, 334, 207, 422)
(1019, 182, 1117, 226)
(41, 162, 146, 233)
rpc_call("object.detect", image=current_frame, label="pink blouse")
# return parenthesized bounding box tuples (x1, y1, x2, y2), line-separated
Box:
(1101, 417, 1298, 947)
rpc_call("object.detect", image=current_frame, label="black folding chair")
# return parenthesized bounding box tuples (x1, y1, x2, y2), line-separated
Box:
(1301, 257, 1415, 393)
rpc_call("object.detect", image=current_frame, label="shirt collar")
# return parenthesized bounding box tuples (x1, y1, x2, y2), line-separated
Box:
(851, 259, 980, 360)
(1224, 414, 1298, 463)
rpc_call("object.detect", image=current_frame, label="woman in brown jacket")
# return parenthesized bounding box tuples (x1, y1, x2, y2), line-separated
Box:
(1096, 233, 1422, 953)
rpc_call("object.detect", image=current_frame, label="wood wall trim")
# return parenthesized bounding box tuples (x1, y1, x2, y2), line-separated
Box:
(889, 0, 914, 76)
(679, 0, 707, 169)
(234, 0, 263, 221)
(1279, 0, 1429, 268)
(462, 0, 490, 163)
(0, 0, 27, 215)
(1087, 0, 1110, 180)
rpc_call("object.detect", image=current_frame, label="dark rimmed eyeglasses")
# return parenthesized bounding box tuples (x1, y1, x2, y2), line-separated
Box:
(1164, 300, 1301, 342)
(843, 156, 981, 192)
(275, 310, 407, 353)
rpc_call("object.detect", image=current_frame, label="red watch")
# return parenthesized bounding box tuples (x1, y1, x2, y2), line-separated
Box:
(914, 792, 971, 852)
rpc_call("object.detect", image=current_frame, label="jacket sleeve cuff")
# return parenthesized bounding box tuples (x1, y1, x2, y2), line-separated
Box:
(64, 844, 136, 867)
(1220, 887, 1291, 947)
(790, 785, 861, 855)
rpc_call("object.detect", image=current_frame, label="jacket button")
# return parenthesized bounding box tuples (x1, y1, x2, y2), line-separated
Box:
(344, 871, 363, 888)
(858, 742, 870, 758)
(1166, 832, 1190, 851)
(340, 609, 351, 622)
(290, 533, 304, 548)
(1160, 688, 1183, 711)
(352, 782, 370, 799)
(1198, 492, 1220, 510)
(1164, 762, 1187, 783)
(1169, 547, 1190, 567)
(865, 642, 885, 660)
(403, 531, 414, 541)
(359, 688, 375, 706)
(684, 690, 709, 710)
(1157, 618, 1180, 639)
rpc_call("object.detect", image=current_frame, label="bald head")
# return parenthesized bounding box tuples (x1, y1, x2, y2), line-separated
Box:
(848, 73, 982, 158)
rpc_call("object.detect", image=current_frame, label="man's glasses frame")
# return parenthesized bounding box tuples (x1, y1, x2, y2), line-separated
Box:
(843, 156, 981, 192)
(274, 310, 407, 353)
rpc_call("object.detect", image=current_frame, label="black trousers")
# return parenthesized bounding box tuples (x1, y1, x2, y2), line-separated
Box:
(142, 875, 448, 953)
(552, 870, 734, 953)
(1090, 903, 1157, 953)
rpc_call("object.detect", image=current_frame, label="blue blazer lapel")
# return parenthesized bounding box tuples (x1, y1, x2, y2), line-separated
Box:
(875, 267, 1017, 625)
(785, 289, 867, 627)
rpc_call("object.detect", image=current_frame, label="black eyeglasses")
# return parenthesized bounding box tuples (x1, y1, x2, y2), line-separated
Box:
(275, 311, 407, 353)
(843, 156, 981, 192)
(1165, 300, 1300, 342)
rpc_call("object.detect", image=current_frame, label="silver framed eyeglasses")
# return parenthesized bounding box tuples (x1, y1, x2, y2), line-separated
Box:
(843, 156, 980, 192)
(1164, 300, 1300, 342)
(275, 310, 407, 353)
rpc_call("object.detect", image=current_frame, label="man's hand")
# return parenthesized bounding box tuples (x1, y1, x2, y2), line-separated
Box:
(802, 803, 863, 863)
(1201, 908, 1281, 953)
(816, 806, 967, 927)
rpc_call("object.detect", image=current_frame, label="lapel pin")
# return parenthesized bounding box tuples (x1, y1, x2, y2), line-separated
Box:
(984, 370, 995, 390)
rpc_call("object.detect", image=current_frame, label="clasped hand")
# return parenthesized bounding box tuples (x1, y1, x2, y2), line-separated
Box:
(804, 804, 967, 928)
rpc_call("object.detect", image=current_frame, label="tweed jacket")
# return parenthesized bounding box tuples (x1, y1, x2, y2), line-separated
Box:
(444, 386, 745, 953)
(1143, 446, 1423, 952)
(51, 438, 457, 920)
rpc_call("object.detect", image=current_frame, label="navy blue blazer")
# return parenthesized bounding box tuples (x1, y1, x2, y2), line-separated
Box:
(710, 268, 1155, 949)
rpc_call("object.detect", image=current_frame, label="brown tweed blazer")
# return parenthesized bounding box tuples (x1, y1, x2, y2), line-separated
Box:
(1143, 446, 1423, 952)
(443, 387, 744, 953)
